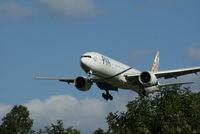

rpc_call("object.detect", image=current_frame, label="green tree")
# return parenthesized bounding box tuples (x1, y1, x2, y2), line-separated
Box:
(45, 120, 80, 134)
(0, 105, 34, 134)
(45, 120, 65, 134)
(93, 128, 108, 134)
(66, 127, 80, 134)
(99, 86, 200, 134)
(37, 129, 43, 134)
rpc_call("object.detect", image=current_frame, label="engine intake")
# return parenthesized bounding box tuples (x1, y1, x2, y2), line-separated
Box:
(139, 71, 158, 86)
(75, 76, 92, 91)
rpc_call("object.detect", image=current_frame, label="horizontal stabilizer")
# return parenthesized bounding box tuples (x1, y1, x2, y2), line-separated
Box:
(159, 81, 193, 88)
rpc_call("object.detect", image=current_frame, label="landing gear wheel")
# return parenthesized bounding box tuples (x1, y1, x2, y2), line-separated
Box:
(102, 91, 113, 101)
(108, 94, 113, 100)
(139, 88, 147, 97)
(102, 93, 109, 101)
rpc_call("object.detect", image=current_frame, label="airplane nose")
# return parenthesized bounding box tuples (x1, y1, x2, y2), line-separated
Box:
(80, 56, 88, 65)
(80, 57, 90, 73)
(80, 56, 85, 66)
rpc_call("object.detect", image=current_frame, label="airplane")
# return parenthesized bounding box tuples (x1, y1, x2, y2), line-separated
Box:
(36, 51, 200, 101)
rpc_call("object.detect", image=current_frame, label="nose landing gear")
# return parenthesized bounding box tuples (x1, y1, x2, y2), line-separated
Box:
(102, 90, 113, 101)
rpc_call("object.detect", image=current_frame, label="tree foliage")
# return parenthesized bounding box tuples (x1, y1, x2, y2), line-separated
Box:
(93, 128, 108, 134)
(44, 120, 80, 134)
(0, 105, 34, 134)
(102, 86, 200, 134)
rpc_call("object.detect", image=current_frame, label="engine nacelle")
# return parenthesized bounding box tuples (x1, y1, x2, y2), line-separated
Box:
(139, 71, 158, 86)
(75, 76, 92, 91)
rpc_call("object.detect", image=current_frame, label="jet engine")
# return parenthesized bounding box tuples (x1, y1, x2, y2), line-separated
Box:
(75, 76, 92, 91)
(139, 71, 158, 86)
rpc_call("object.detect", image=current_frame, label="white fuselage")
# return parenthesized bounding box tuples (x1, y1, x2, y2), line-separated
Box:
(80, 52, 142, 92)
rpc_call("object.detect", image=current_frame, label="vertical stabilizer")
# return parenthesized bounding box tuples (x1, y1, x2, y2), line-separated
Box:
(151, 51, 160, 72)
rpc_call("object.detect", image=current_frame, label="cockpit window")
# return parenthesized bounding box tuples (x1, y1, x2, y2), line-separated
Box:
(81, 55, 92, 58)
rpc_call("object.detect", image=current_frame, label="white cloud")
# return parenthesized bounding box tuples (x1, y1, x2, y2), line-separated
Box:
(0, 92, 135, 133)
(39, 0, 97, 18)
(186, 44, 200, 62)
(0, 0, 32, 19)
(0, 104, 12, 123)
(26, 95, 107, 133)
(0, 0, 97, 20)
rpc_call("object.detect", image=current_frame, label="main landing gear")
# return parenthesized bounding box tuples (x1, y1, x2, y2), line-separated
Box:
(102, 90, 113, 101)
(138, 88, 148, 97)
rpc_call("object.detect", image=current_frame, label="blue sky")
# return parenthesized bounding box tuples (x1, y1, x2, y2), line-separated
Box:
(0, 0, 200, 133)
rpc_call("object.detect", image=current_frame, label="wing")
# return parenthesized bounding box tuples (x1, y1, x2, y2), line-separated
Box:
(154, 67, 200, 79)
(35, 76, 100, 83)
(125, 66, 200, 81)
(35, 77, 75, 83)
(158, 81, 193, 87)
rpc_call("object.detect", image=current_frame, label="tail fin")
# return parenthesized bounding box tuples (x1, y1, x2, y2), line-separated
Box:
(151, 51, 160, 72)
